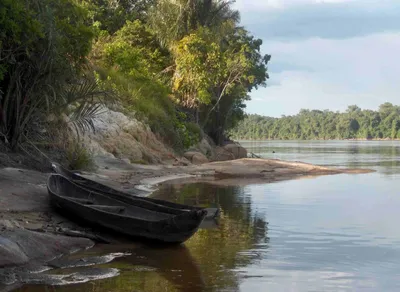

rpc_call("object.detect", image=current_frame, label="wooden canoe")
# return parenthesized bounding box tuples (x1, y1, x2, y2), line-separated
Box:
(51, 162, 219, 219)
(47, 174, 207, 244)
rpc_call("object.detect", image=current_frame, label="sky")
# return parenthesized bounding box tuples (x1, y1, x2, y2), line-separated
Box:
(233, 0, 400, 117)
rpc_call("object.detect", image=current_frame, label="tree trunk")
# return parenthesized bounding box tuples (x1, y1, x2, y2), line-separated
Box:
(215, 104, 224, 146)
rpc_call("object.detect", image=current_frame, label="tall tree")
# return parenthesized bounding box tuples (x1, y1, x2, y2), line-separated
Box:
(148, 0, 239, 47)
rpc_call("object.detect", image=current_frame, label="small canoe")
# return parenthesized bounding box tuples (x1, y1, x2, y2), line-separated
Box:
(51, 162, 219, 219)
(47, 174, 207, 244)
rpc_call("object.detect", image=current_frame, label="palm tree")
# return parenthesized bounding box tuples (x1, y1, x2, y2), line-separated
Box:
(148, 0, 240, 47)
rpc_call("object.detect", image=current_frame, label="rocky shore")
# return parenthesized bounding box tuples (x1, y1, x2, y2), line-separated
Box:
(0, 154, 374, 275)
(0, 107, 376, 287)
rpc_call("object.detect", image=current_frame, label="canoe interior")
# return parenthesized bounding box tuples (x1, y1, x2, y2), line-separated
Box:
(48, 174, 173, 222)
(51, 162, 220, 218)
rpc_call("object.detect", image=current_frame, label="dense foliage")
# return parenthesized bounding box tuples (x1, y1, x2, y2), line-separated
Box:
(84, 0, 270, 149)
(229, 103, 400, 140)
(0, 0, 270, 157)
(0, 0, 97, 152)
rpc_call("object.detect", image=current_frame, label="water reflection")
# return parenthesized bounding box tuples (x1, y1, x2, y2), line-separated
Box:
(11, 183, 269, 292)
(152, 183, 270, 291)
(13, 141, 400, 291)
(241, 140, 400, 175)
(12, 244, 204, 292)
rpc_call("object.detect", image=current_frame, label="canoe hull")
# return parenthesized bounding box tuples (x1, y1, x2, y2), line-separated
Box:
(48, 175, 207, 244)
(51, 162, 219, 218)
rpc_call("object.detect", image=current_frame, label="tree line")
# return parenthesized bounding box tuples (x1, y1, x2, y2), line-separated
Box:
(0, 0, 270, 159)
(229, 103, 400, 140)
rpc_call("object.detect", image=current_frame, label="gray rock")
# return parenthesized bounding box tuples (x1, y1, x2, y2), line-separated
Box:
(80, 108, 174, 164)
(211, 147, 235, 161)
(223, 144, 248, 159)
(0, 237, 28, 267)
(183, 152, 209, 165)
(0, 229, 93, 268)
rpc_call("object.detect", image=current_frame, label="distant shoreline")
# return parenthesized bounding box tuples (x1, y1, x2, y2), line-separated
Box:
(235, 138, 400, 142)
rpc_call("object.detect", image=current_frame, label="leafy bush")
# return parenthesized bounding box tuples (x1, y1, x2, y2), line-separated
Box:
(176, 120, 202, 150)
(94, 66, 184, 149)
(65, 141, 94, 171)
(0, 0, 95, 149)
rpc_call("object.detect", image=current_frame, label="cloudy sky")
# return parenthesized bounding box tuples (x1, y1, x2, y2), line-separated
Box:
(233, 0, 400, 117)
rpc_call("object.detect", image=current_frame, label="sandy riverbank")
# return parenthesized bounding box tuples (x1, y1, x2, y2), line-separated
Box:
(0, 156, 374, 276)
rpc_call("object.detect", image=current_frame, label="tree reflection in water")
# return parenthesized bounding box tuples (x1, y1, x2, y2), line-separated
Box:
(13, 182, 269, 292)
(152, 182, 270, 291)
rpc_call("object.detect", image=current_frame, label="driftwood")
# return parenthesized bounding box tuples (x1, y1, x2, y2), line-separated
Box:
(249, 152, 262, 159)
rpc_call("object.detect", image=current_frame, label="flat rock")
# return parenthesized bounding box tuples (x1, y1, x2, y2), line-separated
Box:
(0, 168, 48, 212)
(0, 229, 93, 268)
(199, 158, 375, 179)
(0, 237, 28, 267)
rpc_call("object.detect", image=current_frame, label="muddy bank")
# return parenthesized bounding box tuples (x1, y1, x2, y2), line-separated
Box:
(0, 156, 374, 277)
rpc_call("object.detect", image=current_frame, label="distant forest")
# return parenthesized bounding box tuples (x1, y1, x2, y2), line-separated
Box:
(229, 103, 400, 140)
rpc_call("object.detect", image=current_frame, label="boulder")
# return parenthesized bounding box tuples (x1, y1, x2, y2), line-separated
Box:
(223, 143, 248, 159)
(184, 152, 209, 165)
(0, 229, 92, 268)
(82, 108, 174, 164)
(211, 147, 235, 161)
(173, 157, 191, 166)
(188, 137, 215, 158)
(197, 138, 214, 157)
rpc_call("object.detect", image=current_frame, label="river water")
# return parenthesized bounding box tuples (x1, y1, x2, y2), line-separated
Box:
(13, 141, 400, 291)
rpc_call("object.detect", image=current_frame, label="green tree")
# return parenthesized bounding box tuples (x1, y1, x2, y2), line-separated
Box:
(392, 119, 400, 139)
(0, 0, 95, 149)
(81, 0, 156, 34)
(229, 103, 400, 141)
(148, 0, 239, 47)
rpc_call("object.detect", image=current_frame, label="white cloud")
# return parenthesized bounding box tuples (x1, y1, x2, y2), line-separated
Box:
(238, 0, 400, 40)
(245, 33, 400, 117)
(234, 0, 359, 11)
(233, 0, 400, 116)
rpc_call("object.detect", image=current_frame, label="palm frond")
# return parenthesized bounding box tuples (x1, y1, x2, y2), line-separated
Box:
(58, 77, 116, 108)
(68, 102, 106, 139)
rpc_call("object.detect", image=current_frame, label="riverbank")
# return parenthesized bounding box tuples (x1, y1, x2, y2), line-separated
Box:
(235, 138, 400, 141)
(0, 156, 375, 283)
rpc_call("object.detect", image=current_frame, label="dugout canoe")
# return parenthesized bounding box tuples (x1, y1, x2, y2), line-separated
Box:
(51, 162, 219, 219)
(47, 174, 207, 244)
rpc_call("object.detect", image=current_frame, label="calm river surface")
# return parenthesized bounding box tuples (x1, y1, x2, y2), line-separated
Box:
(14, 141, 400, 291)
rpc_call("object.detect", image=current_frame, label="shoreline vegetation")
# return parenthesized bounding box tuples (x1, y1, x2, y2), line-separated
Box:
(0, 0, 270, 169)
(229, 103, 400, 141)
(238, 138, 400, 141)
